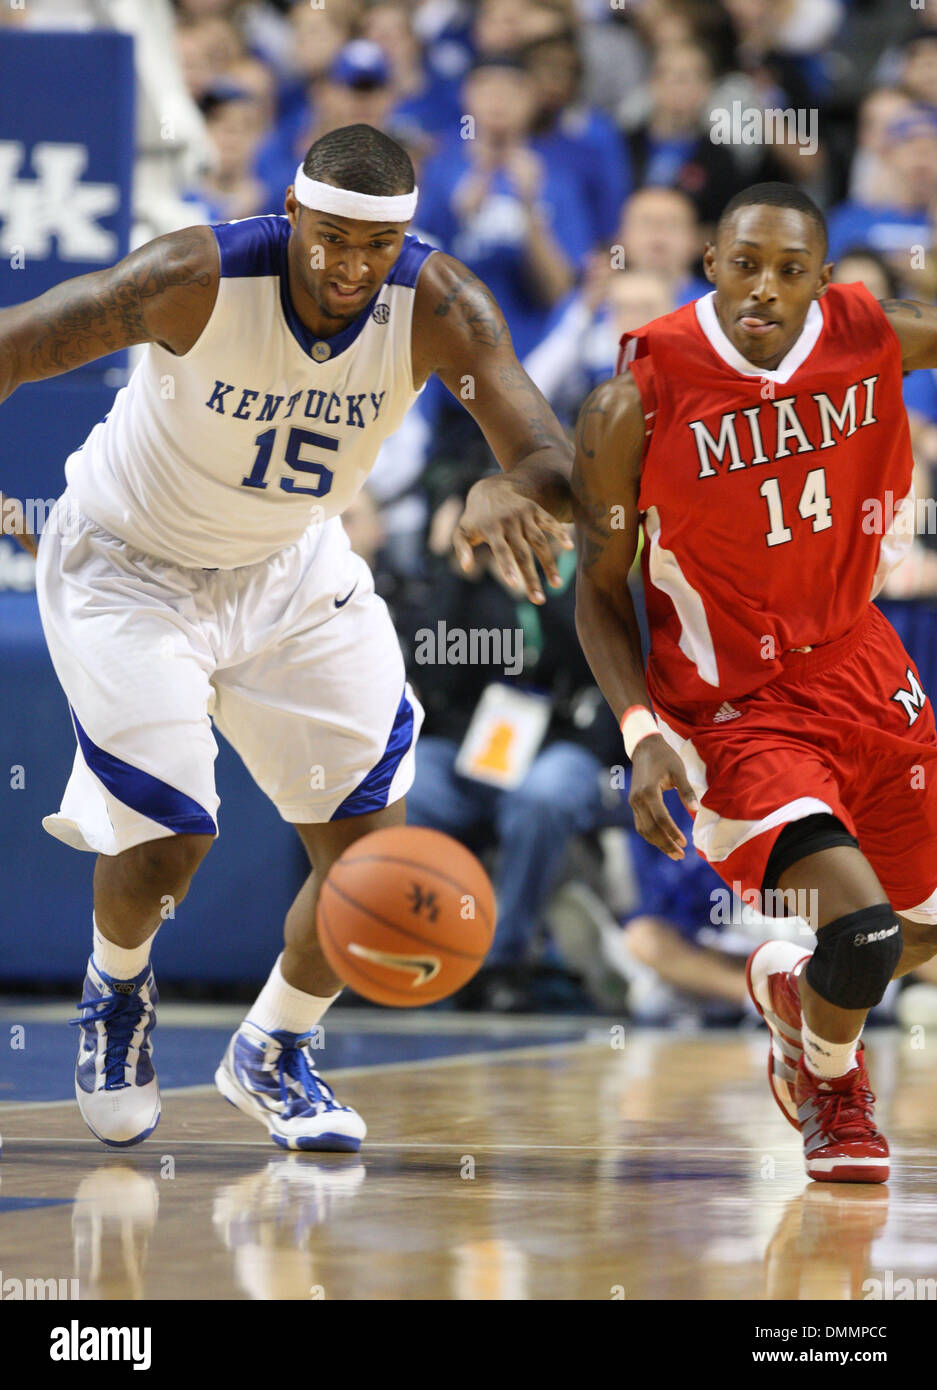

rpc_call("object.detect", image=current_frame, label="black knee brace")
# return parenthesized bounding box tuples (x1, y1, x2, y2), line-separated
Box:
(805, 904, 903, 1010)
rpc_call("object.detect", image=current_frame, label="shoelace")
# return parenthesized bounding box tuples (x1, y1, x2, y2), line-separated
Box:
(813, 1074, 879, 1142)
(70, 992, 150, 1091)
(274, 1033, 339, 1115)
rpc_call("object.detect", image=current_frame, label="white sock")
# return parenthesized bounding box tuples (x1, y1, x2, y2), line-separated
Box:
(92, 915, 157, 980)
(802, 1021, 859, 1080)
(247, 954, 340, 1036)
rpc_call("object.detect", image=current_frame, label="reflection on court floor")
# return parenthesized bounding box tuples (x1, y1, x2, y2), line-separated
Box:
(1, 1021, 936, 1300)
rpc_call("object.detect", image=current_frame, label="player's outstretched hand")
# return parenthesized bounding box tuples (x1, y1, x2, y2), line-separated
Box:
(452, 474, 574, 605)
(629, 735, 700, 861)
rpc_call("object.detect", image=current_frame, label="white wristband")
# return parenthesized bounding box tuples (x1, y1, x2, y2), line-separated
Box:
(621, 706, 659, 760)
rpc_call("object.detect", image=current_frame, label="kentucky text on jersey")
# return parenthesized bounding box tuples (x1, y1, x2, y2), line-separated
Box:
(689, 376, 878, 478)
(204, 383, 387, 428)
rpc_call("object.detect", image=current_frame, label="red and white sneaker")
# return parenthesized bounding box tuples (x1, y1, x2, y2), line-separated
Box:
(746, 940, 810, 1128)
(795, 1046, 889, 1184)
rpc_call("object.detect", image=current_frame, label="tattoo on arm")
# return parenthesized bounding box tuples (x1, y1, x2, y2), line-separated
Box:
(494, 361, 568, 452)
(571, 450, 613, 571)
(433, 267, 508, 348)
(880, 298, 923, 319)
(575, 389, 607, 461)
(24, 230, 213, 376)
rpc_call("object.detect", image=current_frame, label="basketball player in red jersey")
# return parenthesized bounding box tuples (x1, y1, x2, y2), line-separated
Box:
(573, 182, 937, 1184)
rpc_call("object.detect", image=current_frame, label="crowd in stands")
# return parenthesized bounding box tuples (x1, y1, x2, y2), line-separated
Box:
(7, 0, 937, 1019)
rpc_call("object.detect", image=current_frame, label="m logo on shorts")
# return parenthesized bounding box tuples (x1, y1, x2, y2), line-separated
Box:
(891, 666, 927, 726)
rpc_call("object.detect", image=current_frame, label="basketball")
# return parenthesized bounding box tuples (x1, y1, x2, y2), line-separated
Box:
(316, 827, 496, 1006)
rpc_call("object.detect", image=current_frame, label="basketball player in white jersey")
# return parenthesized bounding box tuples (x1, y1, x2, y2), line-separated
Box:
(0, 125, 574, 1151)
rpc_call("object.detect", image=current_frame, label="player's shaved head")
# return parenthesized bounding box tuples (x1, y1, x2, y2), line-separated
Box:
(718, 182, 828, 258)
(302, 123, 415, 196)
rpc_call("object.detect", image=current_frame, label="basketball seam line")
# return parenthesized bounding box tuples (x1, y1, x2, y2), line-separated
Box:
(334, 853, 494, 933)
(322, 880, 487, 961)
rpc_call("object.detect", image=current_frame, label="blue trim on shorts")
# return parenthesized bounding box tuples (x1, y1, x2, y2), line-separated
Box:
(70, 708, 218, 836)
(330, 688, 414, 820)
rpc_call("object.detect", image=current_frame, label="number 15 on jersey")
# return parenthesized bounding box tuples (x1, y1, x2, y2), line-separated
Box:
(241, 426, 337, 497)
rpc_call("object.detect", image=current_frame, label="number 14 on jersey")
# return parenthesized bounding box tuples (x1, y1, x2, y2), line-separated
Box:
(759, 468, 832, 547)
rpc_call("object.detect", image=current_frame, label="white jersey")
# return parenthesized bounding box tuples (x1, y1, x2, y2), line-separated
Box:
(63, 215, 437, 569)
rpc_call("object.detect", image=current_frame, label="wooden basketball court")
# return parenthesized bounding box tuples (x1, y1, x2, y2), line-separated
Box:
(1, 1013, 933, 1301)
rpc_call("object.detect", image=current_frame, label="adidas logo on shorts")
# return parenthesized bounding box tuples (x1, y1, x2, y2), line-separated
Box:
(713, 702, 741, 723)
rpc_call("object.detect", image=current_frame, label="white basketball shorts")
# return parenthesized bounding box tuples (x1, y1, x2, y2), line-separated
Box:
(35, 491, 424, 855)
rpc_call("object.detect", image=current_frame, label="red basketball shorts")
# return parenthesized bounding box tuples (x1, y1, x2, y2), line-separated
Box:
(651, 604, 937, 918)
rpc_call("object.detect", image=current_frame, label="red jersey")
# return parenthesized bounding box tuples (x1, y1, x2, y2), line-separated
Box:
(619, 283, 914, 718)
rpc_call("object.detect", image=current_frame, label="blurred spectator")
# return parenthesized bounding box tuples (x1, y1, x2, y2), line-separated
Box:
(885, 26, 937, 107)
(417, 55, 592, 358)
(255, 40, 397, 213)
(848, 88, 916, 207)
(616, 188, 709, 306)
(361, 0, 462, 142)
(524, 267, 675, 426)
(410, 0, 475, 92)
(181, 87, 270, 223)
(176, 13, 247, 95)
(827, 106, 937, 293)
(521, 26, 633, 247)
(902, 33, 937, 115)
(571, 3, 649, 121)
(832, 246, 899, 302)
(401, 501, 625, 1010)
(471, 0, 543, 57)
(471, 0, 649, 124)
(274, 0, 357, 124)
(622, 1, 734, 127)
(626, 40, 747, 231)
(553, 792, 815, 1024)
(177, 17, 224, 104)
(226, 54, 278, 131)
(721, 0, 840, 101)
(631, 0, 709, 51)
(732, 0, 843, 54)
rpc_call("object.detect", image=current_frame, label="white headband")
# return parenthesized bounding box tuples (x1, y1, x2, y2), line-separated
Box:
(293, 166, 418, 221)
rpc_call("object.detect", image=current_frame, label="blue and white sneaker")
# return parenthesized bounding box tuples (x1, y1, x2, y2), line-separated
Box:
(215, 1021, 366, 1152)
(71, 958, 160, 1147)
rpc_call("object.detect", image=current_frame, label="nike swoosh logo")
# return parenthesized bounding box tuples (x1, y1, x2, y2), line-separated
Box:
(347, 943, 441, 986)
(334, 583, 358, 609)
